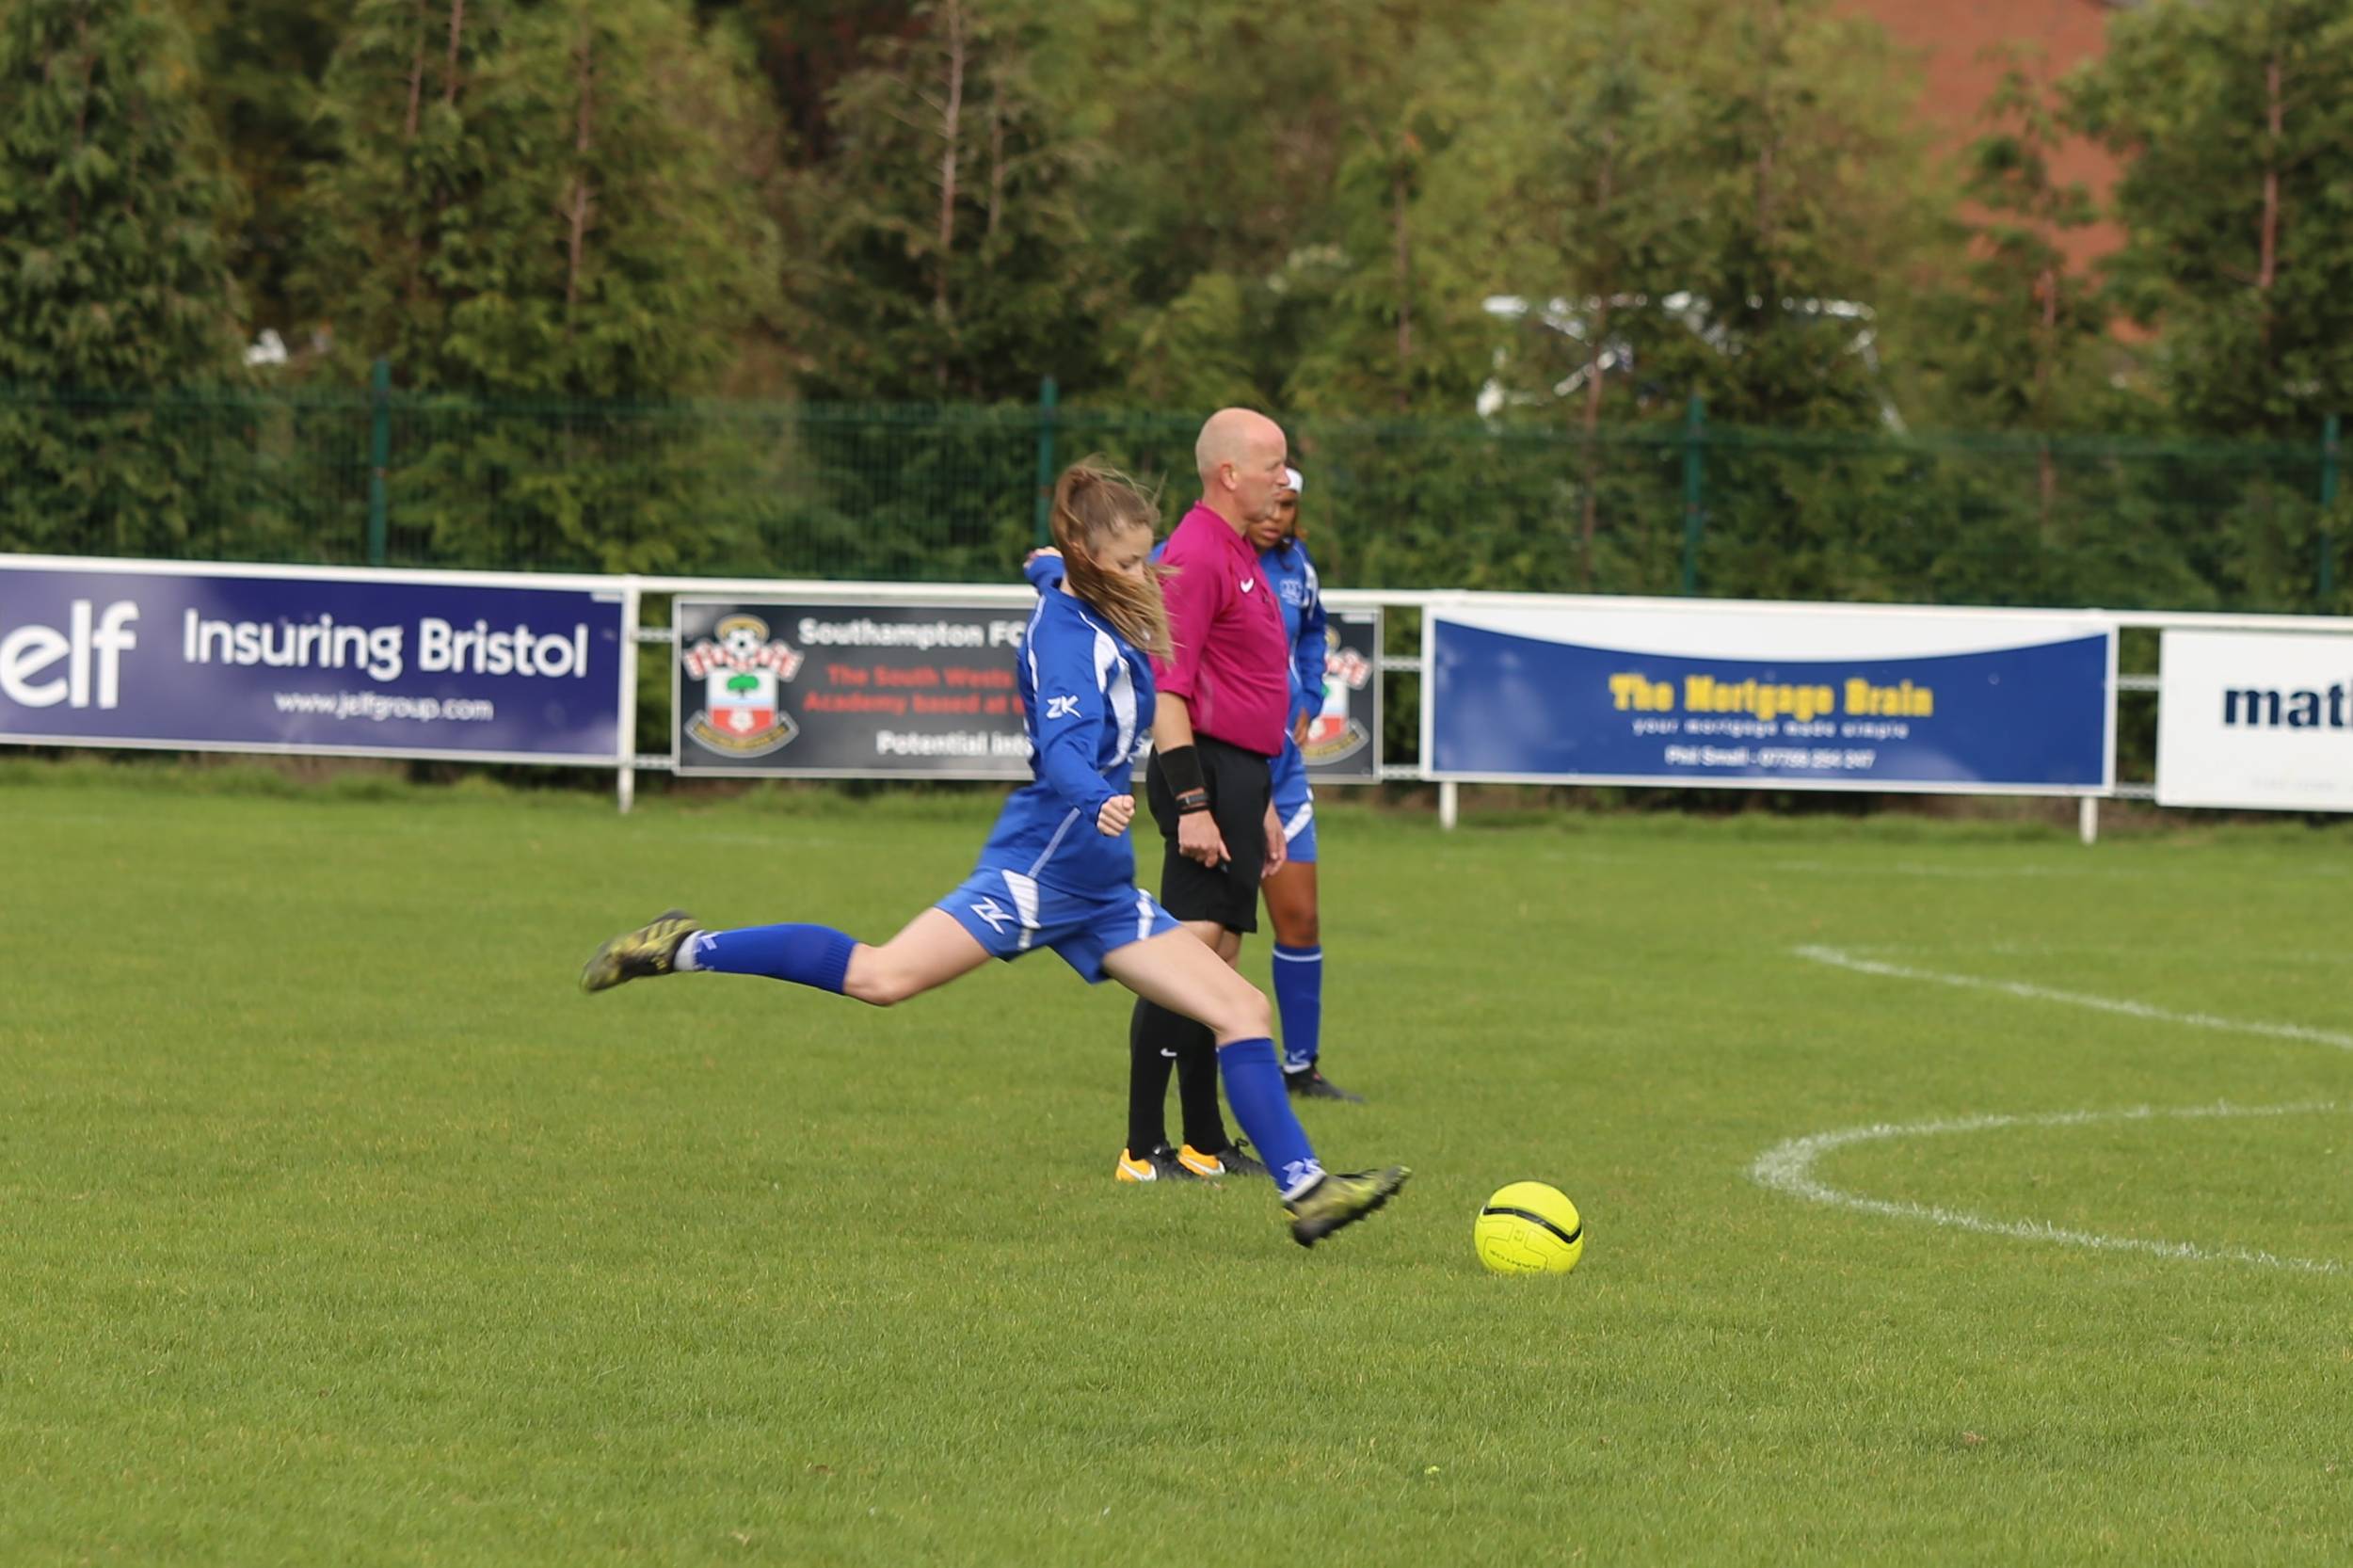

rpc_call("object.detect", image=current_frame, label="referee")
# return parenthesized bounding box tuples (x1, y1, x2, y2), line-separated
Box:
(1115, 408, 1297, 1184)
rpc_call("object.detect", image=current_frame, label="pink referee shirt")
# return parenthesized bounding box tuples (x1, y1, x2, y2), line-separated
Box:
(1153, 503, 1291, 757)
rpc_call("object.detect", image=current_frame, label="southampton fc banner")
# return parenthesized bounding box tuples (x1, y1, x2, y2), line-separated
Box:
(673, 598, 1038, 778)
(674, 597, 1384, 782)
(1425, 599, 2114, 793)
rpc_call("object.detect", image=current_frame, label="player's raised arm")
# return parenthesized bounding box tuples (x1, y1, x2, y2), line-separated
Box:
(1021, 547, 1064, 594)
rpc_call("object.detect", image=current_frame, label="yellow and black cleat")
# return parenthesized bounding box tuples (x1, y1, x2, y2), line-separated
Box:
(1179, 1140, 1269, 1179)
(1285, 1165, 1410, 1248)
(579, 909, 697, 993)
(1114, 1144, 1200, 1183)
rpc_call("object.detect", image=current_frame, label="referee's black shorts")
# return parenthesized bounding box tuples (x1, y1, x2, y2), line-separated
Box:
(1143, 733, 1273, 935)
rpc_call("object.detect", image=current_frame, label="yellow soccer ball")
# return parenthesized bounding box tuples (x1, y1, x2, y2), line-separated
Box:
(1474, 1181, 1585, 1275)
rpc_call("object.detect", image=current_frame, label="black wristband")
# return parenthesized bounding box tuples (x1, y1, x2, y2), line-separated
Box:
(1160, 744, 1210, 813)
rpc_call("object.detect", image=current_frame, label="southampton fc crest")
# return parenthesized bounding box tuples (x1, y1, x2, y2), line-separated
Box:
(1301, 645, 1374, 764)
(682, 614, 805, 757)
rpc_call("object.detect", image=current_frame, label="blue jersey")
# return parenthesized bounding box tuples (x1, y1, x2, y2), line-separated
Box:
(972, 586, 1155, 894)
(1259, 537, 1328, 730)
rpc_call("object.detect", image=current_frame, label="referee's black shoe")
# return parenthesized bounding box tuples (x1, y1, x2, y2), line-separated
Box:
(1177, 1139, 1268, 1179)
(1284, 1065, 1364, 1103)
(1115, 1144, 1200, 1183)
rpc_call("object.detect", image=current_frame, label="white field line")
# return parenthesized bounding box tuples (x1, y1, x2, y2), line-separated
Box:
(1774, 857, 2350, 882)
(1772, 858, 2094, 880)
(1795, 944, 2353, 1052)
(1843, 940, 2352, 967)
(1750, 1103, 2346, 1276)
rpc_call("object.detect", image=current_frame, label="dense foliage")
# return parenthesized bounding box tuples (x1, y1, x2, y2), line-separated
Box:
(3, 0, 2350, 608)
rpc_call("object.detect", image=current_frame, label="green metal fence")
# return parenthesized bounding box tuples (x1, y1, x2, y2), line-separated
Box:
(2, 376, 2344, 614)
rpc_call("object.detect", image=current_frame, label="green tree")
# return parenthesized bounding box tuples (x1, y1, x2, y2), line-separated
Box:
(1114, 271, 1265, 412)
(1278, 4, 1498, 424)
(301, 0, 779, 398)
(0, 0, 244, 388)
(170, 0, 346, 345)
(0, 0, 248, 555)
(692, 0, 913, 163)
(1896, 51, 2130, 564)
(1648, 0, 1933, 430)
(294, 0, 784, 570)
(1007, 0, 1495, 411)
(1465, 0, 1695, 584)
(788, 0, 1114, 402)
(2071, 0, 2353, 439)
(1629, 0, 1939, 603)
(1918, 56, 2112, 430)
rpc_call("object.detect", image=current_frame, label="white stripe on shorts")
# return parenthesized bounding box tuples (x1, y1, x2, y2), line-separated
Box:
(999, 869, 1043, 952)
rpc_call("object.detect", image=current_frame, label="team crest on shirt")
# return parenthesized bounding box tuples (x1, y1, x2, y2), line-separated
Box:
(681, 614, 806, 757)
(1301, 646, 1374, 764)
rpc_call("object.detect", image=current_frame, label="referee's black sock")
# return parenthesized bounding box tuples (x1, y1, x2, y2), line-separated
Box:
(1127, 997, 1181, 1155)
(1174, 1032, 1229, 1156)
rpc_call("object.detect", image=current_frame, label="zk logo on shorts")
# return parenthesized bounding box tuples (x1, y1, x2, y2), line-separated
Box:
(968, 899, 1015, 935)
(1044, 695, 1080, 719)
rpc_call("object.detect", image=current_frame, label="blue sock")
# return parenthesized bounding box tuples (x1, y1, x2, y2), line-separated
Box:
(1216, 1037, 1324, 1199)
(1272, 944, 1322, 1071)
(685, 923, 856, 994)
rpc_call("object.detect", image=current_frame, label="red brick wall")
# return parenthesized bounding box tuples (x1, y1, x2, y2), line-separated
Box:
(1833, 0, 2124, 271)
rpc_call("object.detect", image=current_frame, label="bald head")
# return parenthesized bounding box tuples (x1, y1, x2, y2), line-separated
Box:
(1194, 408, 1289, 530)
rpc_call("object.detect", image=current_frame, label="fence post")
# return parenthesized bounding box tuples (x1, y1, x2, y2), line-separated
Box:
(1032, 375, 1059, 547)
(1679, 393, 1706, 596)
(2320, 413, 2341, 605)
(366, 358, 392, 567)
(616, 579, 641, 816)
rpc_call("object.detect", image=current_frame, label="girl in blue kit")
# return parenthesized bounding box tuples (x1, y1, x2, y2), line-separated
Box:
(579, 459, 1405, 1248)
(1253, 468, 1361, 1102)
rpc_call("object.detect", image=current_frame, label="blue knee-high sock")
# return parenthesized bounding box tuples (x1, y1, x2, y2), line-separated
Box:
(1216, 1037, 1324, 1199)
(685, 924, 855, 994)
(1272, 944, 1322, 1071)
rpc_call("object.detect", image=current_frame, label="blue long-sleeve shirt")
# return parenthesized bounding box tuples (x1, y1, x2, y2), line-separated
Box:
(972, 585, 1155, 893)
(1260, 537, 1328, 728)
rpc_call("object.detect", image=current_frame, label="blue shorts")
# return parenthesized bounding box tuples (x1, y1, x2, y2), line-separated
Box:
(938, 868, 1181, 983)
(1269, 738, 1317, 865)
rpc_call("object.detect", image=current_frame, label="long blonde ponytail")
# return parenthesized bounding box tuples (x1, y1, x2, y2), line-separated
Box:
(1050, 457, 1172, 661)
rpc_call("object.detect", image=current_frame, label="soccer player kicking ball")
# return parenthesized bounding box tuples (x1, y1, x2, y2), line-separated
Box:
(579, 459, 1407, 1249)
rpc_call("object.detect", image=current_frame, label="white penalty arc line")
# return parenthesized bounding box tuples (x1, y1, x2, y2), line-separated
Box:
(1794, 945, 2353, 1052)
(1751, 1103, 2348, 1275)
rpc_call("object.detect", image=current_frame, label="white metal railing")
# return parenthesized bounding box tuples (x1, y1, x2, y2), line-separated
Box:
(621, 576, 2353, 840)
(8, 551, 2345, 840)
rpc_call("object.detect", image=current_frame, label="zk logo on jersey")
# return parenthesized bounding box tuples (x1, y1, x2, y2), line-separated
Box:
(681, 613, 805, 757)
(1044, 695, 1081, 720)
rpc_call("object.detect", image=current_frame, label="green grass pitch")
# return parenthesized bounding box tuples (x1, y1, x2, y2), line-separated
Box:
(3, 761, 2349, 1565)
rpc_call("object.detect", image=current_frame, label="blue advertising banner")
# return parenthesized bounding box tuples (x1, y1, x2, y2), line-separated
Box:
(1427, 600, 2114, 793)
(0, 557, 627, 763)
